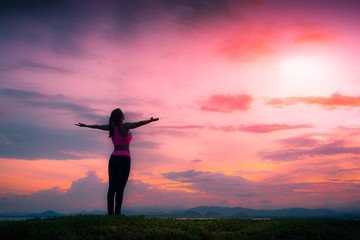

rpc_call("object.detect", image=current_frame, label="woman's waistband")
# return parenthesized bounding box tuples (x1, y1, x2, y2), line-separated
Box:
(112, 150, 131, 157)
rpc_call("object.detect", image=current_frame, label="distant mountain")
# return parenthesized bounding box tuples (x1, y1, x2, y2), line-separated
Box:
(76, 210, 107, 215)
(0, 210, 63, 218)
(181, 211, 203, 218)
(144, 206, 360, 219)
(34, 210, 62, 217)
(203, 211, 225, 218)
(231, 211, 249, 218)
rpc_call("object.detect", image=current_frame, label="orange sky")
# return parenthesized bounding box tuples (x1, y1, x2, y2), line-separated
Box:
(0, 0, 360, 213)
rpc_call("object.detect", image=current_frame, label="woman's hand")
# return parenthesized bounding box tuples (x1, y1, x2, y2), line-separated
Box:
(150, 117, 159, 122)
(75, 123, 87, 127)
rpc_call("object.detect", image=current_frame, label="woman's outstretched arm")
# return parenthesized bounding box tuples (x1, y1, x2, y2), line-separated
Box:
(75, 123, 109, 131)
(123, 117, 159, 129)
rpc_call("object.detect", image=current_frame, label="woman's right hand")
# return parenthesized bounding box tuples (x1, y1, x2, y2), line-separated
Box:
(75, 123, 87, 127)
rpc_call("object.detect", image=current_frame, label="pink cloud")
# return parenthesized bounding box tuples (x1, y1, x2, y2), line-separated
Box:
(199, 94, 253, 112)
(159, 123, 312, 134)
(245, 39, 274, 56)
(238, 124, 313, 133)
(266, 93, 360, 108)
(216, 20, 339, 63)
(217, 25, 276, 62)
(294, 32, 337, 44)
(207, 125, 239, 132)
(291, 21, 338, 45)
(158, 125, 205, 130)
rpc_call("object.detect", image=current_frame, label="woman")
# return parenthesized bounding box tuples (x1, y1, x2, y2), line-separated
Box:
(75, 108, 159, 215)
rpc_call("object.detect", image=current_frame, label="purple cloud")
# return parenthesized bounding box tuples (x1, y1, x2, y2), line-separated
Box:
(0, 123, 108, 160)
(191, 159, 202, 163)
(0, 59, 73, 73)
(0, 171, 107, 213)
(0, 88, 90, 112)
(259, 137, 360, 162)
(259, 199, 272, 204)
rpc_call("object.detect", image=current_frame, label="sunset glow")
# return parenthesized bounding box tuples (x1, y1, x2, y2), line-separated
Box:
(1, 0, 360, 214)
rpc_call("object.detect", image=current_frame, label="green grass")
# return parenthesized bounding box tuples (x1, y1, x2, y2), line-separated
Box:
(0, 215, 359, 240)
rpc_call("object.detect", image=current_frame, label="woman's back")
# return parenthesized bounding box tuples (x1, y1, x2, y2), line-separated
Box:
(111, 125, 132, 145)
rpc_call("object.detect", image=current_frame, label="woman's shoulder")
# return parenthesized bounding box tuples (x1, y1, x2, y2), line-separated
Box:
(119, 123, 131, 135)
(121, 122, 131, 129)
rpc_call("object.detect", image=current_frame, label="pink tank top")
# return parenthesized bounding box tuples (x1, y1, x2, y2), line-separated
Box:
(112, 126, 132, 145)
(111, 125, 132, 156)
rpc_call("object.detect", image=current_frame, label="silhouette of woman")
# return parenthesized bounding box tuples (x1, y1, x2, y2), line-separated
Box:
(75, 108, 159, 215)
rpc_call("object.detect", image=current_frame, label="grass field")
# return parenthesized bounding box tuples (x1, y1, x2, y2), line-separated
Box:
(0, 214, 359, 240)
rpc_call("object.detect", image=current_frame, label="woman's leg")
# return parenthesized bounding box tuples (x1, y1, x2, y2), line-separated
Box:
(114, 156, 131, 215)
(107, 155, 118, 215)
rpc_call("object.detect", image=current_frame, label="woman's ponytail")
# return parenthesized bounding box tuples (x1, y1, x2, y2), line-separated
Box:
(108, 108, 124, 138)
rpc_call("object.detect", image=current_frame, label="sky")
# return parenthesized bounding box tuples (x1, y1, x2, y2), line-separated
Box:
(1, 0, 360, 214)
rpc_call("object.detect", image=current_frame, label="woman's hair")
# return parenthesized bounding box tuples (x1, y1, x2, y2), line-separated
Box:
(109, 108, 124, 138)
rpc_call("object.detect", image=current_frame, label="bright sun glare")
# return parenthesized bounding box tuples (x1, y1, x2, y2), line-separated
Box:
(279, 57, 319, 77)
(277, 55, 336, 94)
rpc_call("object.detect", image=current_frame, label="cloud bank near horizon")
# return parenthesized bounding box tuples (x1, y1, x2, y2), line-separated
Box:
(1, 169, 359, 213)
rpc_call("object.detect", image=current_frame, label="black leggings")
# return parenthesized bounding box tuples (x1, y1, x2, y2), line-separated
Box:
(107, 155, 131, 215)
